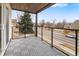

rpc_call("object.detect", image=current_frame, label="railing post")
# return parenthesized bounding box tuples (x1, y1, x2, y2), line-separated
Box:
(41, 25, 43, 40)
(51, 27, 53, 47)
(35, 13, 38, 37)
(75, 30, 78, 56)
(12, 26, 13, 39)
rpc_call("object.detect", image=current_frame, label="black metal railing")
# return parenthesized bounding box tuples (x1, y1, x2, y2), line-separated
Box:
(37, 26, 79, 56)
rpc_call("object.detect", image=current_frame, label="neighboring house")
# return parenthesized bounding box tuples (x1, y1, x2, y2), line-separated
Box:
(64, 20, 79, 30)
(70, 20, 79, 30)
(11, 19, 20, 39)
(64, 23, 72, 29)
(11, 19, 17, 27)
(64, 20, 79, 39)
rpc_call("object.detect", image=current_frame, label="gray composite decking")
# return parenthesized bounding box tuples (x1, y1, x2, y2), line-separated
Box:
(4, 37, 65, 56)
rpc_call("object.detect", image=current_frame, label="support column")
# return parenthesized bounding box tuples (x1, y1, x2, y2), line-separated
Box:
(35, 13, 38, 37)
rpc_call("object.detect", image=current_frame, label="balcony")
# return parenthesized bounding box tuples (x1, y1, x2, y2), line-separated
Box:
(4, 37, 65, 56)
(4, 26, 79, 56)
(1, 3, 79, 56)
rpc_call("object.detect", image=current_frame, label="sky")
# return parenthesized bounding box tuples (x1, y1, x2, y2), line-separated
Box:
(11, 3, 79, 23)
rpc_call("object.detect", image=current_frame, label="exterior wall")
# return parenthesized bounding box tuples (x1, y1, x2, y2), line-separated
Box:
(1, 3, 12, 53)
(6, 4, 12, 41)
(0, 4, 1, 49)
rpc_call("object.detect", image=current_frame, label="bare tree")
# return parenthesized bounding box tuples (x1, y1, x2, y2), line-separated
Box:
(62, 19, 66, 28)
(55, 22, 63, 28)
(52, 19, 56, 28)
(40, 20, 45, 26)
(55, 19, 66, 29)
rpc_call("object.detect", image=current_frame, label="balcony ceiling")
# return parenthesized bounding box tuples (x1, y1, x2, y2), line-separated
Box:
(11, 3, 55, 14)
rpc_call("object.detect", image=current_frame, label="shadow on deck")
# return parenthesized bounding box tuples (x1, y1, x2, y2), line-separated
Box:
(4, 37, 65, 56)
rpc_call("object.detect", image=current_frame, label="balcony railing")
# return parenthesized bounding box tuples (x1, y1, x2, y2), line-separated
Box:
(11, 25, 79, 56)
(37, 26, 79, 56)
(12, 26, 35, 39)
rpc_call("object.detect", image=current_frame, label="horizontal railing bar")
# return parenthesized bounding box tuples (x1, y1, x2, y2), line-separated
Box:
(36, 26, 79, 31)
